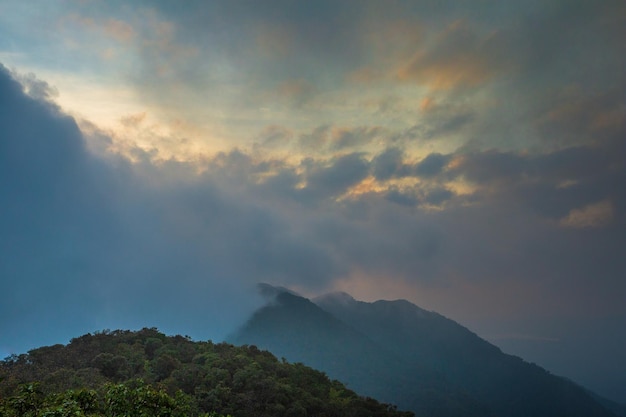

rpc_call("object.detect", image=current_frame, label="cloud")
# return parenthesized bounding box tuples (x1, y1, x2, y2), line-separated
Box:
(63, 13, 135, 44)
(304, 153, 370, 200)
(298, 125, 331, 151)
(423, 187, 454, 206)
(0, 63, 122, 348)
(295, 125, 387, 155)
(560, 200, 615, 229)
(396, 20, 511, 90)
(254, 125, 294, 148)
(119, 111, 147, 128)
(445, 143, 626, 227)
(328, 126, 383, 151)
(0, 65, 263, 353)
(371, 149, 452, 181)
(103, 18, 135, 42)
(534, 88, 626, 146)
(372, 148, 404, 180)
(273, 79, 316, 107)
(13, 71, 59, 101)
(414, 153, 450, 178)
(384, 188, 418, 207)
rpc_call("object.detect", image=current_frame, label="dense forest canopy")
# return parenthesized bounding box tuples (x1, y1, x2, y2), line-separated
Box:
(0, 328, 413, 417)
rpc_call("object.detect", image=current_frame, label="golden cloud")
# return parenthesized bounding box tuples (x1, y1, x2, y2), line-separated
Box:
(559, 200, 614, 229)
(419, 96, 436, 112)
(396, 20, 508, 90)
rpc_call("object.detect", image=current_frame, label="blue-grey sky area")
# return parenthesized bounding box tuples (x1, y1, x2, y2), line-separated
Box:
(1, 0, 625, 403)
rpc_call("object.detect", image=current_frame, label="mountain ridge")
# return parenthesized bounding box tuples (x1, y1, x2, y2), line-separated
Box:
(229, 291, 411, 401)
(230, 286, 618, 417)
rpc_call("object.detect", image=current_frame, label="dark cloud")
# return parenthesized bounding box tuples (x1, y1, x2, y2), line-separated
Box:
(0, 65, 265, 353)
(451, 150, 526, 183)
(372, 147, 404, 181)
(447, 144, 626, 228)
(532, 89, 626, 147)
(512, 0, 626, 88)
(384, 188, 418, 207)
(1, 64, 122, 350)
(423, 188, 454, 206)
(373, 148, 455, 181)
(414, 153, 450, 178)
(13, 71, 59, 101)
(303, 153, 370, 199)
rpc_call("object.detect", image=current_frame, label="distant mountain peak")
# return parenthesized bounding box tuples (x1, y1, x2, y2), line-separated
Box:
(256, 283, 300, 300)
(314, 292, 433, 319)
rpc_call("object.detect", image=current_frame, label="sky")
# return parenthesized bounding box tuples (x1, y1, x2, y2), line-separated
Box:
(1, 0, 625, 403)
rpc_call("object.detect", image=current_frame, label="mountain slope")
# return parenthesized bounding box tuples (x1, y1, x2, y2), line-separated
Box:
(228, 291, 404, 399)
(315, 291, 618, 417)
(229, 291, 495, 416)
(0, 327, 413, 417)
(230, 288, 616, 417)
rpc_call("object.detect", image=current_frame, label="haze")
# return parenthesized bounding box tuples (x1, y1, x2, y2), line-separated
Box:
(0, 0, 624, 403)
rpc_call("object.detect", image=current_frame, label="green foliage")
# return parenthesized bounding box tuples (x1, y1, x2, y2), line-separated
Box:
(104, 380, 190, 417)
(0, 381, 199, 417)
(0, 328, 412, 417)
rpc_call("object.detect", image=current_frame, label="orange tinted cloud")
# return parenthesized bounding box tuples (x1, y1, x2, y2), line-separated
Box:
(397, 20, 509, 90)
(62, 14, 135, 43)
(419, 96, 436, 112)
(272, 78, 316, 108)
(537, 87, 626, 144)
(103, 19, 135, 43)
(560, 200, 614, 229)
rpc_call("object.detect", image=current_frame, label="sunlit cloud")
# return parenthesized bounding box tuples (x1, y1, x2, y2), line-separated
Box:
(396, 20, 510, 90)
(560, 200, 615, 229)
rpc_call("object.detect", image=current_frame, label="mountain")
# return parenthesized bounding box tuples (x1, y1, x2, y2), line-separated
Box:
(589, 391, 626, 417)
(0, 328, 413, 417)
(228, 290, 399, 396)
(229, 291, 489, 416)
(229, 287, 617, 417)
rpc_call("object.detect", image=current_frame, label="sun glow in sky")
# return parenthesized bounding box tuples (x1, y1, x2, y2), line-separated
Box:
(1, 0, 625, 404)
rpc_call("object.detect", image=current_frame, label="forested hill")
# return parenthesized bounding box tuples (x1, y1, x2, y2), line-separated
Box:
(0, 328, 413, 417)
